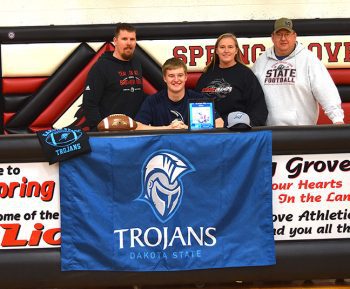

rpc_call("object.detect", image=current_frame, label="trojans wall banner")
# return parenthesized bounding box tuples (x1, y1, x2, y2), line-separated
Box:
(59, 131, 275, 271)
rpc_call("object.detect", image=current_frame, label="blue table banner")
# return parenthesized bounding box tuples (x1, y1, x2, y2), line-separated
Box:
(59, 131, 275, 271)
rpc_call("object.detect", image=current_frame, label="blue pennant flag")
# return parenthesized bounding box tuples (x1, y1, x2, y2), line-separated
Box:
(59, 131, 275, 271)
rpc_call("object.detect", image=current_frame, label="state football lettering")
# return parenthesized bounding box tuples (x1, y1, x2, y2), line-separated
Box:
(264, 68, 296, 84)
(265, 68, 296, 78)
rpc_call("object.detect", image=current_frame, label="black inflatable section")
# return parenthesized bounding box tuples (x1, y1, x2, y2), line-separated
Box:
(0, 239, 349, 289)
(4, 94, 31, 112)
(0, 95, 3, 134)
(0, 126, 350, 288)
(0, 45, 3, 134)
(5, 43, 95, 133)
(2, 125, 350, 162)
(134, 46, 164, 90)
(1, 18, 350, 43)
(337, 86, 350, 102)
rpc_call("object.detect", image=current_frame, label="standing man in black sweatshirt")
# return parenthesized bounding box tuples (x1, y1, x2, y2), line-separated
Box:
(83, 23, 145, 130)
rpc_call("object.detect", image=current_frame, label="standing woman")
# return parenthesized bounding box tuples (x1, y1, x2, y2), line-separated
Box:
(195, 33, 268, 127)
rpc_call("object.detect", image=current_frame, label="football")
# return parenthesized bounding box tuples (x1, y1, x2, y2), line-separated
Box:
(97, 114, 138, 131)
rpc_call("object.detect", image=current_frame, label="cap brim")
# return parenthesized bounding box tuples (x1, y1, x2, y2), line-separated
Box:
(227, 123, 252, 131)
(273, 27, 294, 34)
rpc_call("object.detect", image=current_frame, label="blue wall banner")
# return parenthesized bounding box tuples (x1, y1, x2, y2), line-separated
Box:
(59, 131, 275, 271)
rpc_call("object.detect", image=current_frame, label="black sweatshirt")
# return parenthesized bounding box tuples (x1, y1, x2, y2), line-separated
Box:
(83, 52, 145, 129)
(195, 62, 267, 126)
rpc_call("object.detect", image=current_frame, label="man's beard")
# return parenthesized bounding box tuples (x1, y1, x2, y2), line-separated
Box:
(121, 48, 134, 60)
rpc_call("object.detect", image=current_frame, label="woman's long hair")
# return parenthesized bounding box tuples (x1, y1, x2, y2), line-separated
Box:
(204, 33, 243, 72)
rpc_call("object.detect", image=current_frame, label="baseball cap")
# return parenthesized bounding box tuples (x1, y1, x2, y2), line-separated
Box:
(273, 17, 294, 33)
(226, 111, 251, 130)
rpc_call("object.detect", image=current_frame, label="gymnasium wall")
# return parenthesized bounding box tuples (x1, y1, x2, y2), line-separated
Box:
(0, 1, 349, 26)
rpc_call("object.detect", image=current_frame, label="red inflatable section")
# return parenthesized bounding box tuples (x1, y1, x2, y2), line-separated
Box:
(3, 113, 14, 128)
(29, 43, 114, 131)
(2, 77, 47, 94)
(317, 102, 350, 124)
(143, 78, 157, 95)
(185, 72, 201, 89)
(328, 69, 350, 85)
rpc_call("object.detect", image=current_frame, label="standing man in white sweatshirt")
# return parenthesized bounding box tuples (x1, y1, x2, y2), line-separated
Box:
(252, 17, 344, 126)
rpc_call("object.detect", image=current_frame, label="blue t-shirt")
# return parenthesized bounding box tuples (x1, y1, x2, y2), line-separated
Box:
(135, 89, 205, 126)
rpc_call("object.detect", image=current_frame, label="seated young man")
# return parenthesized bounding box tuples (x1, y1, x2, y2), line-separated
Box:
(135, 57, 223, 130)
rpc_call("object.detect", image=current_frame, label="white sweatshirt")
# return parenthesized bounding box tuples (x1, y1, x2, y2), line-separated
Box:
(252, 42, 344, 125)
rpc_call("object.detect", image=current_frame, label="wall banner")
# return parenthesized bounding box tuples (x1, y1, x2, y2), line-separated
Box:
(272, 153, 350, 240)
(0, 163, 61, 249)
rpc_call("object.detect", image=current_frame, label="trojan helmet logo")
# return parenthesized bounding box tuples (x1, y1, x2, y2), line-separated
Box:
(137, 150, 195, 223)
